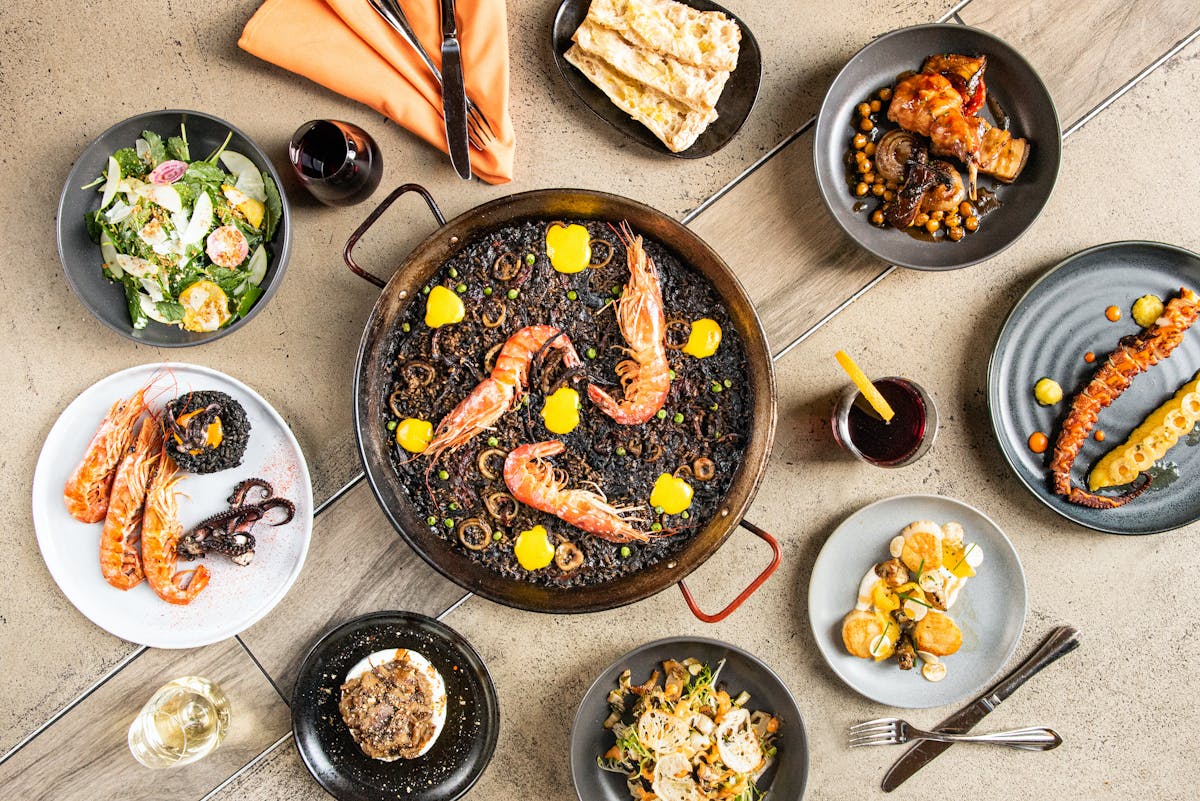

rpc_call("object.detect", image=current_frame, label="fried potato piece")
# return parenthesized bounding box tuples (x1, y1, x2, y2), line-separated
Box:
(900, 520, 944, 573)
(913, 611, 963, 657)
(843, 610, 893, 659)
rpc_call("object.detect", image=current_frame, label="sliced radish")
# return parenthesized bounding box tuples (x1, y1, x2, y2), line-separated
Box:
(99, 156, 121, 209)
(149, 159, 187, 184)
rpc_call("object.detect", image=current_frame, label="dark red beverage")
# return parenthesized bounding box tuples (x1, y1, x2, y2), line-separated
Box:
(288, 120, 382, 207)
(834, 377, 935, 467)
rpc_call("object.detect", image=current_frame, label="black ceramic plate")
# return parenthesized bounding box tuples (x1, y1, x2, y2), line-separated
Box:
(292, 612, 499, 801)
(570, 637, 807, 801)
(551, 0, 762, 159)
(57, 109, 292, 347)
(814, 24, 1061, 270)
(988, 242, 1200, 534)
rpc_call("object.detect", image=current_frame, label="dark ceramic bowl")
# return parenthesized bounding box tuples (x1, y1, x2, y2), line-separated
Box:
(813, 24, 1061, 270)
(292, 611, 499, 801)
(570, 637, 808, 801)
(988, 241, 1200, 534)
(56, 109, 292, 346)
(551, 0, 762, 159)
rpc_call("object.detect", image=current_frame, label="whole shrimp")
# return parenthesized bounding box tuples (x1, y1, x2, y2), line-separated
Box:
(99, 419, 162, 590)
(141, 452, 210, 605)
(425, 325, 582, 461)
(504, 440, 648, 543)
(64, 389, 147, 523)
(587, 225, 670, 425)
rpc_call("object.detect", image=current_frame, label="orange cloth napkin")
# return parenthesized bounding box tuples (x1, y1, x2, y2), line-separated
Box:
(239, 0, 515, 184)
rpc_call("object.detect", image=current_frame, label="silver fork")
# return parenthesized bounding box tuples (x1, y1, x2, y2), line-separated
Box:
(367, 0, 497, 150)
(849, 718, 1062, 751)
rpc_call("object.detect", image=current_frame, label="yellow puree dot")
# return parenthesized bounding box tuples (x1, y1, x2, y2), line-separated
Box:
(683, 318, 722, 358)
(546, 223, 591, 274)
(541, 387, 581, 434)
(650, 473, 693, 515)
(514, 525, 555, 570)
(395, 418, 433, 453)
(425, 285, 465, 328)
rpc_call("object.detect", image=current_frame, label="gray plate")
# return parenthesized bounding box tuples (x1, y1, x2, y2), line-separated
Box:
(813, 24, 1061, 271)
(988, 241, 1200, 534)
(551, 0, 762, 159)
(808, 495, 1026, 709)
(56, 109, 292, 347)
(569, 636, 808, 800)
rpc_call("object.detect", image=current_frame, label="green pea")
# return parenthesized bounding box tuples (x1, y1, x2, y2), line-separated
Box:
(448, 267, 459, 279)
(656, 409, 667, 420)
(449, 502, 460, 511)
(525, 253, 536, 265)
(493, 531, 503, 541)
(422, 286, 431, 295)
(437, 469, 449, 480)
(654, 505, 664, 514)
(711, 382, 723, 393)
(616, 446, 627, 456)
(387, 420, 398, 431)
(681, 510, 690, 520)
(507, 289, 519, 300)
(426, 515, 437, 525)
(611, 285, 621, 296)
(710, 403, 719, 411)
(673, 413, 684, 424)
(401, 322, 411, 333)
(651, 522, 663, 532)
(456, 283, 467, 293)
(487, 436, 499, 447)
(483, 286, 493, 296)
(567, 290, 578, 301)
(620, 546, 632, 558)
(723, 379, 732, 388)
(586, 347, 597, 360)
(443, 518, 455, 528)
(669, 369, 676, 379)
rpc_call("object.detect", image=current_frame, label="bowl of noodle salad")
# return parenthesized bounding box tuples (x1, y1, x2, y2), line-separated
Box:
(570, 637, 807, 801)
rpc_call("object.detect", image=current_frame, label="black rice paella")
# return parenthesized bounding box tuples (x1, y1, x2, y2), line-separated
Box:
(383, 218, 751, 589)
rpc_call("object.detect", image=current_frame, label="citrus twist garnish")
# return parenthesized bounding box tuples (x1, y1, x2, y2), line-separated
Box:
(835, 350, 895, 423)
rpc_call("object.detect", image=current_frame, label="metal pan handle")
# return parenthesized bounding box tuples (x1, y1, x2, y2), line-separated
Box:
(677, 520, 781, 623)
(343, 183, 447, 288)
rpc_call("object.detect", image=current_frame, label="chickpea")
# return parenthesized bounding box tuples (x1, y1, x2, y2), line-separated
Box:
(853, 133, 868, 149)
(883, 190, 894, 201)
(872, 183, 885, 196)
(857, 160, 872, 174)
(870, 99, 882, 112)
(855, 182, 869, 196)
(857, 102, 872, 118)
(886, 181, 899, 191)
(965, 215, 980, 232)
(855, 150, 868, 163)
(871, 209, 885, 226)
(931, 210, 945, 222)
(958, 201, 974, 217)
(945, 213, 962, 227)
(914, 213, 930, 227)
(948, 226, 965, 241)
(925, 219, 940, 233)
(863, 172, 876, 184)
(864, 142, 877, 156)
(860, 118, 874, 132)
(878, 87, 892, 101)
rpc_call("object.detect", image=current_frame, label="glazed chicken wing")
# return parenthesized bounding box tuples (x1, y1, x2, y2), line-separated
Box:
(888, 71, 982, 194)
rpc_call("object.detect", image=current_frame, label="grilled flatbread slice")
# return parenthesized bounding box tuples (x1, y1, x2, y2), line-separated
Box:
(564, 45, 717, 152)
(585, 0, 741, 71)
(572, 19, 730, 112)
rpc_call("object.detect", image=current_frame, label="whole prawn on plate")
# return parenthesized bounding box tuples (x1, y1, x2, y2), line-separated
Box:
(141, 452, 210, 605)
(63, 389, 147, 523)
(99, 418, 162, 590)
(1050, 287, 1200, 508)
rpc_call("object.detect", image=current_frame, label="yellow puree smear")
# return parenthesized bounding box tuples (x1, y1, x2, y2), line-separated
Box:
(395, 418, 433, 453)
(1034, 377, 1062, 406)
(514, 525, 555, 570)
(425, 285, 465, 328)
(683, 318, 722, 358)
(546, 224, 591, 273)
(541, 387, 581, 434)
(650, 473, 693, 515)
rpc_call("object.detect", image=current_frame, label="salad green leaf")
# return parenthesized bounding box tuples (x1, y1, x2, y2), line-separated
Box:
(167, 134, 190, 162)
(141, 130, 167, 166)
(262, 174, 282, 241)
(236, 284, 264, 317)
(154, 300, 186, 322)
(184, 162, 226, 185)
(122, 278, 148, 330)
(112, 147, 144, 179)
(84, 210, 104, 244)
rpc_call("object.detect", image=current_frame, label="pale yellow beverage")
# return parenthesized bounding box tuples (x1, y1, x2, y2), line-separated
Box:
(127, 676, 231, 768)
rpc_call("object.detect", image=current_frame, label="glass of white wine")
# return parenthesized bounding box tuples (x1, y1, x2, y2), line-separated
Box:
(128, 676, 231, 769)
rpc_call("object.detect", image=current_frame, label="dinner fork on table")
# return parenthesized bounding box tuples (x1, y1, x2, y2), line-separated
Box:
(849, 718, 1062, 750)
(367, 0, 496, 150)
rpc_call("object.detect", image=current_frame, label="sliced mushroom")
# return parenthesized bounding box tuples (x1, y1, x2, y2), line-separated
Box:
(555, 542, 584, 571)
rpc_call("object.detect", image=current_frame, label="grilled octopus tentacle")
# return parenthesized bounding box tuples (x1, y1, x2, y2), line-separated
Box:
(1049, 288, 1200, 508)
(228, 478, 273, 507)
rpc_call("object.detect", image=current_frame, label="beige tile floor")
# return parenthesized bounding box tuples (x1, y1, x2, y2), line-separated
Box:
(3, 0, 1200, 799)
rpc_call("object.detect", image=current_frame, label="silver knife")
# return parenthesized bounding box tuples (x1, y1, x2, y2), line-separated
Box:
(881, 625, 1080, 792)
(438, 0, 471, 179)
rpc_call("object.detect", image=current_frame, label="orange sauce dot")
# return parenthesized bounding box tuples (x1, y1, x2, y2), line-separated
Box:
(1084, 351, 1096, 363)
(1105, 305, 1121, 322)
(1095, 430, 1106, 442)
(1028, 431, 1049, 453)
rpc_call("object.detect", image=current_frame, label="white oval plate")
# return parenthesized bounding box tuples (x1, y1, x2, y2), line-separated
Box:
(32, 363, 312, 648)
(808, 494, 1026, 708)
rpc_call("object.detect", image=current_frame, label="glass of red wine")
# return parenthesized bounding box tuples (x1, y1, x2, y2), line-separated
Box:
(831, 376, 937, 467)
(288, 120, 382, 206)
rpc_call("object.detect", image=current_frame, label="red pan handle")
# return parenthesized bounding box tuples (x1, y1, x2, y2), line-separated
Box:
(343, 183, 447, 288)
(678, 520, 781, 623)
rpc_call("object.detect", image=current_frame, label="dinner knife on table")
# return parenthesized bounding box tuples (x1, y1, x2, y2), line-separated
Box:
(881, 625, 1080, 792)
(438, 0, 472, 180)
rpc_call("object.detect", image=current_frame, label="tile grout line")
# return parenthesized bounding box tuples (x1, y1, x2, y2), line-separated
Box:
(195, 730, 295, 801)
(313, 471, 365, 517)
(235, 635, 290, 707)
(771, 267, 897, 362)
(0, 646, 147, 766)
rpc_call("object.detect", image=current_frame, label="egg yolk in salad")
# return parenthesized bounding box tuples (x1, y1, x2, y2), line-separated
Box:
(178, 280, 232, 332)
(541, 387, 581, 434)
(683, 318, 722, 358)
(514, 525, 555, 570)
(425, 285, 465, 328)
(546, 223, 591, 273)
(395, 418, 433, 453)
(650, 473, 693, 515)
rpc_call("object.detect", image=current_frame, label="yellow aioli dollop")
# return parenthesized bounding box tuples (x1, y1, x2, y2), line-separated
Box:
(514, 524, 555, 570)
(541, 387, 581, 434)
(683, 318, 722, 358)
(546, 223, 591, 274)
(425, 285, 465, 328)
(395, 418, 433, 453)
(650, 473, 694, 515)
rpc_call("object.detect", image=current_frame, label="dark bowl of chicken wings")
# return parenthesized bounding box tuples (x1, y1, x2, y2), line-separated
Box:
(814, 24, 1061, 271)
